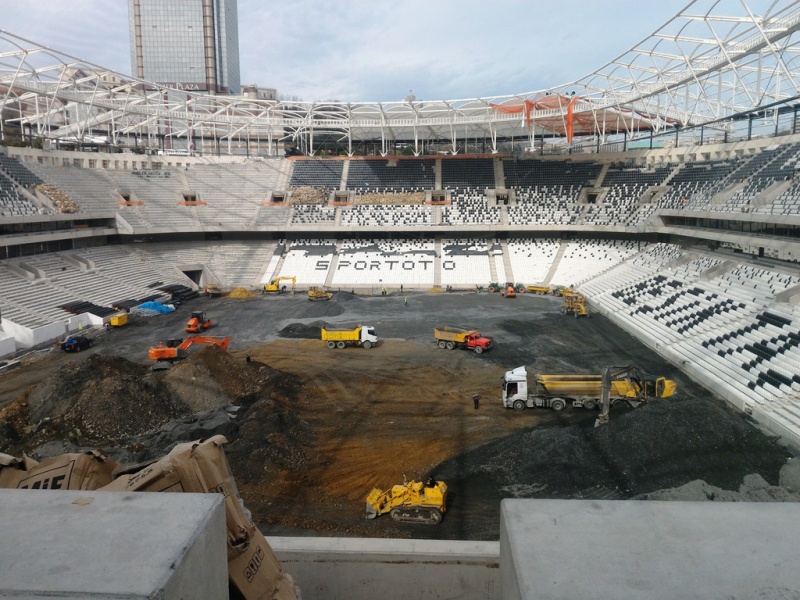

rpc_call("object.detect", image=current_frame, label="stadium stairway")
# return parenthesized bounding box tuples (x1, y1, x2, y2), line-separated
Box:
(501, 241, 515, 284)
(544, 242, 569, 285)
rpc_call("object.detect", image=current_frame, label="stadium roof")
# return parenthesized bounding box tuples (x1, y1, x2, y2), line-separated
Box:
(2, 0, 800, 155)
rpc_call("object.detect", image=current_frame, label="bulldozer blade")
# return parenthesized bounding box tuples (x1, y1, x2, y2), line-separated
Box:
(365, 502, 378, 519)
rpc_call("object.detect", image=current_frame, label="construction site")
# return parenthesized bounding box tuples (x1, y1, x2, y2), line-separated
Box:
(2, 289, 798, 541)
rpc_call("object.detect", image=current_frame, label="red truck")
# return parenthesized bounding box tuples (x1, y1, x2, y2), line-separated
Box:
(434, 326, 493, 354)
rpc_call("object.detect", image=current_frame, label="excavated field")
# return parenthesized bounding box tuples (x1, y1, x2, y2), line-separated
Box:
(0, 290, 797, 540)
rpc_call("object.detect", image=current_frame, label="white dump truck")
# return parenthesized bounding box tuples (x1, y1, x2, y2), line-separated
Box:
(502, 365, 676, 412)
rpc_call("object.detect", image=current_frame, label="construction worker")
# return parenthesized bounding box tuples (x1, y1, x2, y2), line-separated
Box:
(404, 296, 408, 307)
(472, 393, 480, 410)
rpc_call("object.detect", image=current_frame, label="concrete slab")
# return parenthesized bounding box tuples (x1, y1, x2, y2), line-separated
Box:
(0, 489, 227, 599)
(271, 536, 500, 600)
(501, 499, 800, 600)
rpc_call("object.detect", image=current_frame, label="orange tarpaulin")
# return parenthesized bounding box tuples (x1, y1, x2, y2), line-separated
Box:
(492, 94, 662, 140)
(491, 95, 579, 139)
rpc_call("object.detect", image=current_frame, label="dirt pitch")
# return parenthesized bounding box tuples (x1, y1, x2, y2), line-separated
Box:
(0, 290, 795, 540)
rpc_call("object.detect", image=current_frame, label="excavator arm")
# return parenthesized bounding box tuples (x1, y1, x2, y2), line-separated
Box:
(594, 366, 645, 427)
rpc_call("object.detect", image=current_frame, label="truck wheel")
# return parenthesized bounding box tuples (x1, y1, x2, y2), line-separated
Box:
(474, 345, 483, 354)
(337, 341, 346, 349)
(583, 399, 597, 410)
(327, 341, 336, 349)
(446, 341, 454, 350)
(438, 341, 447, 349)
(513, 399, 526, 411)
(363, 340, 372, 349)
(550, 398, 566, 412)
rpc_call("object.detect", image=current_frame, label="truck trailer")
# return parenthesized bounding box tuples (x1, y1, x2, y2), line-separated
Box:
(321, 326, 378, 349)
(434, 326, 492, 354)
(502, 365, 676, 412)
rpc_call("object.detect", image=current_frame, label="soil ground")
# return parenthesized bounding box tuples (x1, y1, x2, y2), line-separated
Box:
(0, 290, 795, 540)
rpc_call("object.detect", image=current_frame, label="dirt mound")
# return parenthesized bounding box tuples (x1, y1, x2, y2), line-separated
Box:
(229, 287, 256, 298)
(165, 345, 268, 403)
(434, 394, 791, 506)
(278, 321, 327, 339)
(25, 354, 191, 445)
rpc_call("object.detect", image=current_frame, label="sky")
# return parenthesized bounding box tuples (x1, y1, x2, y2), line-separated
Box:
(0, 0, 685, 103)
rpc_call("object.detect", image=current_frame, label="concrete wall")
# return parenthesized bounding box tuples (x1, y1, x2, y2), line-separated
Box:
(0, 490, 228, 599)
(270, 536, 500, 600)
(500, 499, 800, 600)
(0, 330, 15, 358)
(1, 320, 65, 349)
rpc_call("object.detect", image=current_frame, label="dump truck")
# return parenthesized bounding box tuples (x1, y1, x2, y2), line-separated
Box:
(434, 326, 492, 354)
(0, 436, 299, 600)
(526, 284, 551, 295)
(321, 325, 378, 349)
(185, 311, 213, 333)
(148, 335, 230, 364)
(366, 478, 447, 524)
(502, 365, 676, 412)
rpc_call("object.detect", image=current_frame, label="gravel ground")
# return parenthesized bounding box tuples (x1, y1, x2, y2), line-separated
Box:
(1, 290, 797, 540)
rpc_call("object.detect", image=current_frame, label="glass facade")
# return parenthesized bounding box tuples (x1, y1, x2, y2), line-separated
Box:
(129, 0, 240, 94)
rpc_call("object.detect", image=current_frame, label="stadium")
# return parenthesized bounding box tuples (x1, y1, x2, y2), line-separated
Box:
(2, 1, 800, 598)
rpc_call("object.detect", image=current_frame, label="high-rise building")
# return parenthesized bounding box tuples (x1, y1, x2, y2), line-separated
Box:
(129, 0, 240, 95)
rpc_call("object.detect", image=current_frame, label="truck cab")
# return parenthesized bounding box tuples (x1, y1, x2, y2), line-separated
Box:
(465, 332, 492, 352)
(502, 366, 528, 408)
(359, 327, 378, 345)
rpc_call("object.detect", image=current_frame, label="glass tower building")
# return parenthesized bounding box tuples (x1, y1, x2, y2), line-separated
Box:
(129, 0, 240, 95)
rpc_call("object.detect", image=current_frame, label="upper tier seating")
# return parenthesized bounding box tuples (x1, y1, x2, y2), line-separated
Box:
(441, 158, 494, 191)
(347, 159, 435, 192)
(504, 158, 602, 188)
(0, 155, 43, 188)
(289, 160, 343, 189)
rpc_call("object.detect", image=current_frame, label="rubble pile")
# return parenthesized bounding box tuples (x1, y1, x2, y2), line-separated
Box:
(354, 191, 426, 205)
(35, 183, 78, 213)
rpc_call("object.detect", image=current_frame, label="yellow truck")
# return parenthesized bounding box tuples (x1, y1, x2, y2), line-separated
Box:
(526, 285, 551, 295)
(502, 365, 676, 412)
(321, 325, 378, 349)
(434, 326, 492, 354)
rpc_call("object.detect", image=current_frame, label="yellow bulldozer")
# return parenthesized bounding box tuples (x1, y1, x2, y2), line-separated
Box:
(366, 477, 447, 524)
(307, 287, 333, 301)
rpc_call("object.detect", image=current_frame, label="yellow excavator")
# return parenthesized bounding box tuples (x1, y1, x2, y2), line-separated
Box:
(264, 276, 296, 294)
(366, 477, 447, 524)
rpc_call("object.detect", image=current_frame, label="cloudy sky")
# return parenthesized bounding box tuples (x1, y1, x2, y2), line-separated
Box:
(1, 0, 683, 102)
